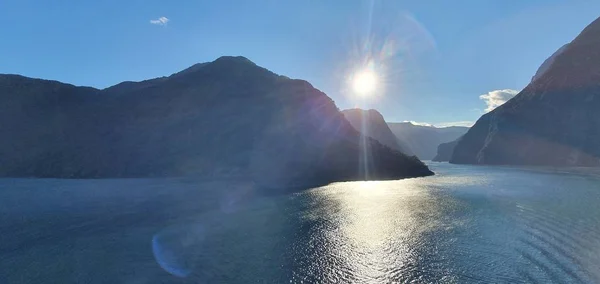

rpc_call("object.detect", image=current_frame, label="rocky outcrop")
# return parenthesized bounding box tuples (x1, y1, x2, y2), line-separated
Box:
(342, 109, 412, 155)
(387, 122, 468, 160)
(451, 17, 600, 166)
(0, 56, 433, 182)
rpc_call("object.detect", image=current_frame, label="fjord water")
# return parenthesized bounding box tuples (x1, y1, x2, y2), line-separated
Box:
(1, 163, 600, 283)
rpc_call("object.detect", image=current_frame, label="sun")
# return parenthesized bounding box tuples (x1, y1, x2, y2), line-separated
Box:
(352, 69, 378, 96)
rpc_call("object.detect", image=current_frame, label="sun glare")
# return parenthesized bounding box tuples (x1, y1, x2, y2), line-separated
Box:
(352, 69, 378, 96)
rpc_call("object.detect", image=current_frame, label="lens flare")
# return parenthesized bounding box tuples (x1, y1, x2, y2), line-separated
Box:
(352, 69, 378, 96)
(152, 223, 206, 278)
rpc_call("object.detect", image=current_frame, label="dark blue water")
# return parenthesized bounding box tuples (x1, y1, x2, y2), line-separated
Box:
(1, 163, 599, 283)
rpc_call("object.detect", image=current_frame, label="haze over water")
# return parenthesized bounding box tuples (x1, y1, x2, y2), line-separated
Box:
(1, 163, 599, 283)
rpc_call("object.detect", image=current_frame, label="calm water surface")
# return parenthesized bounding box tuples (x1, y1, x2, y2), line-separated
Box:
(1, 163, 600, 283)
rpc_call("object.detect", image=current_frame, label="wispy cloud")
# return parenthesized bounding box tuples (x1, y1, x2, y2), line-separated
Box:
(479, 89, 519, 113)
(403, 121, 474, 128)
(434, 121, 474, 128)
(150, 16, 169, 26)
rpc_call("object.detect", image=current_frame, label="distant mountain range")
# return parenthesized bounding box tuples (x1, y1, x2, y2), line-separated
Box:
(452, 16, 600, 166)
(0, 56, 432, 183)
(387, 122, 469, 160)
(342, 109, 413, 155)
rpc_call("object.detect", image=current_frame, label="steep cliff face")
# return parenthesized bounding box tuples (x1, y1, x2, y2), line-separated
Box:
(451, 17, 600, 166)
(388, 122, 468, 160)
(433, 138, 461, 162)
(0, 56, 433, 182)
(342, 109, 412, 155)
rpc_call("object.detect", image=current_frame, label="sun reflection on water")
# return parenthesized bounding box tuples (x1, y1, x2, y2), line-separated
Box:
(299, 178, 464, 283)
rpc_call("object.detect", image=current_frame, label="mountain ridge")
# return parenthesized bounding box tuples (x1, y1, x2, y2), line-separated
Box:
(0, 56, 433, 183)
(451, 16, 600, 166)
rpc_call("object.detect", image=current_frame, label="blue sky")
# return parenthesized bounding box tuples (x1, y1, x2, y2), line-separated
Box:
(1, 0, 599, 126)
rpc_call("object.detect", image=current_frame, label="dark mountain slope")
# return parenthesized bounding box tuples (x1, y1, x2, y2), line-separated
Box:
(0, 75, 103, 177)
(0, 56, 433, 182)
(451, 17, 600, 166)
(342, 109, 412, 155)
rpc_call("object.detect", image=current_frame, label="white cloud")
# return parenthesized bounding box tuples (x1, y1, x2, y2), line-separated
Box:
(403, 121, 434, 127)
(403, 121, 474, 128)
(479, 89, 519, 113)
(150, 16, 169, 26)
(434, 121, 475, 128)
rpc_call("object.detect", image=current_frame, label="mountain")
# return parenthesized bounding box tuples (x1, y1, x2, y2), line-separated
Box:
(0, 56, 433, 183)
(432, 137, 462, 162)
(342, 109, 413, 155)
(451, 17, 600, 166)
(387, 122, 469, 160)
(531, 44, 569, 82)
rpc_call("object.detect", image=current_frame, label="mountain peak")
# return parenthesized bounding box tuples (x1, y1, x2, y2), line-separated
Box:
(342, 108, 384, 119)
(170, 56, 270, 80)
(208, 56, 262, 71)
(342, 108, 411, 155)
(213, 55, 256, 65)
